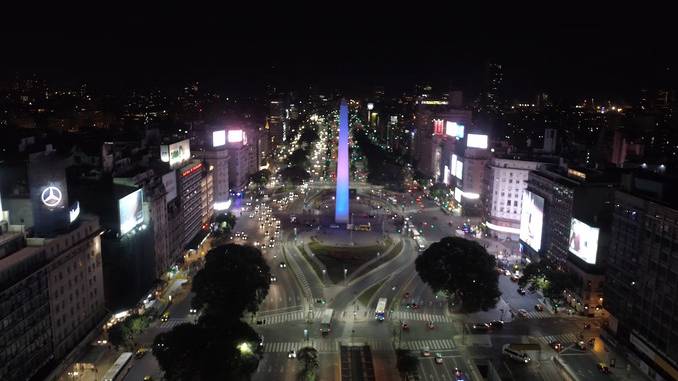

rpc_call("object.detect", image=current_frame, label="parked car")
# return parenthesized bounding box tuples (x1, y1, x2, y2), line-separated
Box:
(535, 303, 545, 311)
(518, 309, 529, 318)
(517, 288, 527, 295)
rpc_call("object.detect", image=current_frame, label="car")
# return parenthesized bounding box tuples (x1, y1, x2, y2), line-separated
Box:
(576, 340, 587, 350)
(505, 270, 512, 276)
(421, 347, 431, 357)
(189, 308, 197, 314)
(270, 275, 277, 282)
(160, 312, 170, 322)
(535, 303, 544, 311)
(489, 320, 504, 329)
(403, 292, 410, 299)
(411, 302, 420, 309)
(597, 362, 610, 374)
(269, 243, 274, 248)
(517, 288, 527, 295)
(279, 262, 287, 268)
(401, 322, 409, 330)
(143, 376, 154, 381)
(454, 367, 465, 380)
(135, 348, 149, 359)
(518, 309, 529, 318)
(434, 352, 443, 364)
(550, 341, 563, 352)
(288, 350, 296, 359)
(511, 275, 520, 282)
(472, 323, 491, 332)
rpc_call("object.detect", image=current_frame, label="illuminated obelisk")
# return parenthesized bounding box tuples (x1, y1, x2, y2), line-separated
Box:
(335, 99, 349, 223)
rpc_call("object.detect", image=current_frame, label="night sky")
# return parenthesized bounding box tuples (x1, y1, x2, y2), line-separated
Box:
(3, 14, 676, 102)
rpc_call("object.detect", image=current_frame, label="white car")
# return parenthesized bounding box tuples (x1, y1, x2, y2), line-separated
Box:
(422, 347, 431, 357)
(287, 350, 296, 359)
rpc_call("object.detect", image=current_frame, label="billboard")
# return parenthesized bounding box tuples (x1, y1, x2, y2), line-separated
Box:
(467, 134, 488, 149)
(228, 129, 244, 143)
(433, 119, 444, 135)
(443, 165, 450, 185)
(445, 121, 465, 139)
(162, 171, 177, 204)
(455, 160, 463, 180)
(519, 191, 544, 251)
(212, 130, 226, 147)
(454, 187, 462, 202)
(119, 189, 144, 235)
(166, 139, 191, 168)
(569, 218, 600, 264)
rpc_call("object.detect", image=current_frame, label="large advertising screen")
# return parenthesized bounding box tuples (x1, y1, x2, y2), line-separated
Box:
(168, 139, 191, 168)
(212, 130, 226, 147)
(569, 218, 600, 264)
(519, 191, 544, 251)
(228, 129, 244, 143)
(467, 134, 488, 149)
(119, 189, 144, 235)
(455, 160, 463, 180)
(445, 121, 465, 139)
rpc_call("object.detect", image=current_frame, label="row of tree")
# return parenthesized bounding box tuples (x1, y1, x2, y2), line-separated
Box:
(353, 129, 404, 190)
(153, 244, 272, 380)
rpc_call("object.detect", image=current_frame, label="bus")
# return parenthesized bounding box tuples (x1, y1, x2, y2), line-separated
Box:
(502, 343, 536, 364)
(375, 298, 387, 321)
(320, 309, 334, 335)
(102, 352, 133, 381)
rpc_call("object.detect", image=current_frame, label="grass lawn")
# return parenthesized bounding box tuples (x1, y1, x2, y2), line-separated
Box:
(297, 244, 326, 284)
(358, 277, 388, 306)
(308, 238, 392, 283)
(351, 239, 404, 280)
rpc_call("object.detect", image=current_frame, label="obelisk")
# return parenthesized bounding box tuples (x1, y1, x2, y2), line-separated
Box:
(335, 100, 349, 223)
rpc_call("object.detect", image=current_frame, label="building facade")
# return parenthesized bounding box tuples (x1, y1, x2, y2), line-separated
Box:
(484, 157, 541, 240)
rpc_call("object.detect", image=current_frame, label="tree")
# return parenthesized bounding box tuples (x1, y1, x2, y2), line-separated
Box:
(288, 148, 310, 168)
(519, 257, 578, 299)
(191, 244, 271, 319)
(249, 169, 271, 187)
(429, 183, 450, 201)
(278, 166, 310, 185)
(107, 315, 150, 349)
(415, 237, 501, 312)
(299, 129, 319, 146)
(213, 212, 237, 239)
(153, 321, 262, 381)
(297, 346, 319, 381)
(396, 349, 418, 375)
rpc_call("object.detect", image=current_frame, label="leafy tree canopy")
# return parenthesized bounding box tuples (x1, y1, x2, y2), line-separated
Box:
(278, 165, 311, 185)
(192, 244, 271, 320)
(415, 237, 501, 312)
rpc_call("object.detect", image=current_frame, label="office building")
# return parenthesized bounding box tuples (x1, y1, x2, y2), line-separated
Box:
(0, 206, 105, 381)
(484, 156, 543, 241)
(604, 173, 678, 381)
(224, 129, 257, 193)
(197, 129, 230, 211)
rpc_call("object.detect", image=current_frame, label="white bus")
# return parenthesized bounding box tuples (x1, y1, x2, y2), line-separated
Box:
(320, 308, 334, 335)
(375, 298, 387, 321)
(502, 344, 532, 364)
(102, 352, 133, 381)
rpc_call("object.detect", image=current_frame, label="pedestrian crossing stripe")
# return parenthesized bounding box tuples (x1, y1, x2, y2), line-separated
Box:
(521, 311, 552, 319)
(534, 333, 579, 345)
(389, 311, 452, 323)
(157, 318, 190, 329)
(262, 338, 456, 353)
(254, 310, 323, 325)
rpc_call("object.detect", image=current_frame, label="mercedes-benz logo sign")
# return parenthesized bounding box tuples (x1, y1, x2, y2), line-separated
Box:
(41, 186, 63, 208)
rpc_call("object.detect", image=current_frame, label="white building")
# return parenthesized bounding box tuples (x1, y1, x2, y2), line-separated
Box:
(484, 157, 542, 240)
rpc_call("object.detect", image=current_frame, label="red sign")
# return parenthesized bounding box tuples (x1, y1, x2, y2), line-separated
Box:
(182, 163, 203, 177)
(433, 119, 444, 135)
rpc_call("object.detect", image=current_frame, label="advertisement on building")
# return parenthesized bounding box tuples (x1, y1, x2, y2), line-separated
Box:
(519, 191, 544, 251)
(168, 139, 191, 168)
(433, 119, 444, 135)
(119, 189, 144, 235)
(445, 121, 465, 139)
(568, 218, 599, 264)
(228, 129, 244, 143)
(455, 160, 463, 180)
(212, 130, 226, 147)
(162, 171, 177, 204)
(467, 134, 489, 149)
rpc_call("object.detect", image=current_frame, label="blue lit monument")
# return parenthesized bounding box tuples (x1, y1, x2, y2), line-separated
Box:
(335, 100, 349, 223)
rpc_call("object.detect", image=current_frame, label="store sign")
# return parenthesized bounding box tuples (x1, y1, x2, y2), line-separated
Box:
(41, 186, 63, 208)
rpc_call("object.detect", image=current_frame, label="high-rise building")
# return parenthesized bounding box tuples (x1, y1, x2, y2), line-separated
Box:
(198, 129, 230, 211)
(478, 61, 503, 118)
(483, 156, 543, 241)
(604, 173, 678, 381)
(177, 160, 213, 248)
(225, 128, 257, 193)
(0, 208, 105, 381)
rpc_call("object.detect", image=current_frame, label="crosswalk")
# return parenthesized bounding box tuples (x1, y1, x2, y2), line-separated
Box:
(263, 338, 456, 353)
(518, 311, 552, 319)
(534, 333, 579, 345)
(157, 318, 191, 330)
(390, 311, 452, 323)
(255, 310, 321, 325)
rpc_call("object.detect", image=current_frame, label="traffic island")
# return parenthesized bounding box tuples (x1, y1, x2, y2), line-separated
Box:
(306, 235, 392, 284)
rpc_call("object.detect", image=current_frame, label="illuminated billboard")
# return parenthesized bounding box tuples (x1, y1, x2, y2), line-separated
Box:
(454, 187, 462, 202)
(443, 165, 450, 185)
(433, 119, 444, 135)
(519, 191, 544, 251)
(212, 130, 226, 147)
(467, 134, 488, 149)
(228, 129, 243, 143)
(119, 189, 144, 235)
(445, 121, 465, 139)
(164, 139, 191, 168)
(569, 218, 600, 264)
(455, 160, 463, 180)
